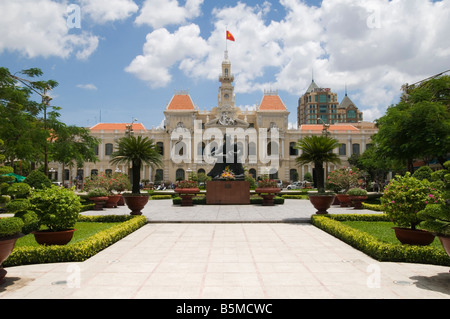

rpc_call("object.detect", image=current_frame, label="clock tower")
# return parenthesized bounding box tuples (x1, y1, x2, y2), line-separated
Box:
(218, 50, 235, 108)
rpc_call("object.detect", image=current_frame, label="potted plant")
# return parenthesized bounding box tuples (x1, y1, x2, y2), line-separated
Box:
(347, 188, 368, 209)
(87, 188, 109, 210)
(295, 135, 341, 214)
(381, 172, 443, 245)
(112, 172, 131, 206)
(29, 185, 82, 245)
(418, 204, 450, 257)
(0, 217, 24, 282)
(255, 178, 281, 206)
(328, 167, 361, 207)
(174, 180, 200, 206)
(110, 135, 163, 215)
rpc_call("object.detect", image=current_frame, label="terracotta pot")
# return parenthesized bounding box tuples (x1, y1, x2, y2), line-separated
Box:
(255, 188, 281, 206)
(174, 188, 200, 206)
(0, 233, 22, 283)
(308, 194, 336, 214)
(89, 196, 108, 210)
(124, 195, 149, 215)
(105, 194, 121, 208)
(336, 194, 351, 207)
(392, 227, 435, 246)
(32, 229, 76, 246)
(349, 195, 368, 209)
(438, 235, 450, 257)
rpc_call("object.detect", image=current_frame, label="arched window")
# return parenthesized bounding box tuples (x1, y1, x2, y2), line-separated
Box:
(91, 169, 98, 176)
(157, 142, 164, 155)
(290, 169, 298, 182)
(105, 169, 112, 176)
(267, 141, 279, 156)
(197, 169, 206, 175)
(105, 143, 113, 155)
(249, 168, 257, 179)
(155, 169, 163, 182)
(289, 142, 298, 156)
(339, 143, 346, 156)
(176, 169, 185, 181)
(352, 143, 360, 155)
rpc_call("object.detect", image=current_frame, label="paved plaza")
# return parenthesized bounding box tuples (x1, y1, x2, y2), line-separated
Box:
(0, 199, 449, 299)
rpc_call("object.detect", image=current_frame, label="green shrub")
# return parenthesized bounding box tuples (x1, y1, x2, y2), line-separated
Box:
(347, 188, 368, 196)
(0, 195, 10, 205)
(29, 186, 82, 231)
(362, 202, 384, 211)
(381, 172, 443, 230)
(7, 183, 31, 198)
(311, 214, 450, 266)
(87, 188, 108, 198)
(412, 166, 433, 181)
(4, 215, 146, 267)
(14, 211, 40, 234)
(151, 195, 172, 200)
(0, 166, 14, 176)
(0, 217, 24, 238)
(25, 170, 52, 189)
(418, 204, 450, 236)
(5, 198, 31, 213)
(282, 194, 308, 199)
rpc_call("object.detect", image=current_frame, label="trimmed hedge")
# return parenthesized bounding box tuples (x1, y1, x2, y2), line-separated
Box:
(281, 194, 308, 199)
(3, 215, 147, 267)
(151, 195, 173, 200)
(362, 202, 384, 211)
(311, 214, 450, 266)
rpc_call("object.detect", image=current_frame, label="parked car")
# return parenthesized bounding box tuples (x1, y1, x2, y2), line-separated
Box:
(286, 181, 303, 190)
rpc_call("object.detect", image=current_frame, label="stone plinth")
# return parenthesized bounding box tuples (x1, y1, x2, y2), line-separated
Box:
(206, 181, 250, 205)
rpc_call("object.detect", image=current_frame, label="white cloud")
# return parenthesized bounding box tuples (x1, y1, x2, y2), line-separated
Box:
(125, 24, 209, 87)
(0, 0, 98, 60)
(79, 0, 139, 24)
(133, 0, 450, 121)
(77, 83, 98, 90)
(135, 0, 204, 28)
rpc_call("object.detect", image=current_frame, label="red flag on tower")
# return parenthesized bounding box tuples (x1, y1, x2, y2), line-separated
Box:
(226, 30, 235, 41)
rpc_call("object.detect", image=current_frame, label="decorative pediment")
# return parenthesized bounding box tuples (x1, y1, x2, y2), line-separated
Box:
(205, 105, 249, 128)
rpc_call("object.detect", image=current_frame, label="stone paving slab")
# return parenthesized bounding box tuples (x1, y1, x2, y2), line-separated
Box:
(1, 199, 449, 299)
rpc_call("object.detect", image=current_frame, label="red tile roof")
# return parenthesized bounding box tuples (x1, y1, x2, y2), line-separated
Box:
(259, 94, 287, 111)
(90, 123, 147, 131)
(167, 94, 195, 110)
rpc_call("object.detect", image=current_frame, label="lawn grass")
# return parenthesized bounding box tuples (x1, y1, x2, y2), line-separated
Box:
(341, 220, 443, 250)
(15, 221, 121, 247)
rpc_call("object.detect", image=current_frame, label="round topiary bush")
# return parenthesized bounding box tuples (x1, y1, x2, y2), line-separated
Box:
(24, 170, 52, 189)
(29, 186, 82, 231)
(7, 183, 31, 198)
(0, 217, 24, 238)
(13, 211, 40, 234)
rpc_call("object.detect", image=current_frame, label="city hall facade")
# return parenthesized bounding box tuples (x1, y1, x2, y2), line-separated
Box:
(49, 52, 378, 185)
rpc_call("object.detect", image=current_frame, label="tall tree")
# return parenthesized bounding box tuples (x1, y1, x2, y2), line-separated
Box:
(374, 75, 450, 172)
(50, 124, 101, 183)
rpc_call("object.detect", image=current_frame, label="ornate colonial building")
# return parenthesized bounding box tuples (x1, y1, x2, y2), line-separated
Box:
(49, 51, 378, 185)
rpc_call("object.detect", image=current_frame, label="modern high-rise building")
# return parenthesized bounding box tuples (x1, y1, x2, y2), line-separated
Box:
(297, 80, 363, 125)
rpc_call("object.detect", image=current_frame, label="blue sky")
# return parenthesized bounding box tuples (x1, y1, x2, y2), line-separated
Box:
(1, 0, 449, 129)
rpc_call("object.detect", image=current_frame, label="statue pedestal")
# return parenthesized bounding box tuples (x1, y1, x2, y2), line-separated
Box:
(206, 181, 250, 205)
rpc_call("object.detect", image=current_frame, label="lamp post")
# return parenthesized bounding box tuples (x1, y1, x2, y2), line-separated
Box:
(125, 118, 138, 136)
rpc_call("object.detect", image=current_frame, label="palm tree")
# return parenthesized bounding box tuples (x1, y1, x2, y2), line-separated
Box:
(110, 135, 163, 194)
(295, 135, 341, 193)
